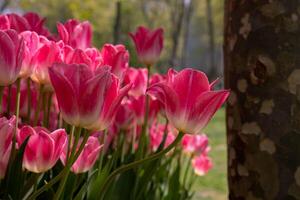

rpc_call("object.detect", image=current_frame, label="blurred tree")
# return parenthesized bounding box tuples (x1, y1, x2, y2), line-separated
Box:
(225, 0, 300, 199)
(206, 0, 216, 80)
(19, 0, 225, 74)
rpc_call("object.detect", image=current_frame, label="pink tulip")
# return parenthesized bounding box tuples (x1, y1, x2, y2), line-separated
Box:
(148, 68, 229, 134)
(101, 44, 129, 81)
(30, 40, 63, 84)
(2, 80, 31, 117)
(0, 29, 24, 86)
(191, 154, 213, 176)
(0, 116, 15, 179)
(49, 63, 131, 130)
(17, 126, 67, 173)
(123, 67, 148, 97)
(181, 134, 208, 156)
(114, 100, 135, 131)
(19, 31, 43, 78)
(0, 15, 10, 30)
(23, 12, 51, 38)
(63, 45, 102, 70)
(149, 122, 175, 152)
(57, 19, 92, 49)
(7, 14, 30, 33)
(129, 26, 163, 66)
(60, 136, 102, 173)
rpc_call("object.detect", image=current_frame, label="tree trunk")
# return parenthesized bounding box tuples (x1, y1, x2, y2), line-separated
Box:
(206, 0, 217, 80)
(113, 1, 121, 44)
(181, 0, 193, 67)
(224, 0, 300, 199)
(169, 0, 185, 67)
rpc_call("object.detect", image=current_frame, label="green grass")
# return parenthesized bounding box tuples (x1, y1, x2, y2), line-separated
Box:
(193, 108, 227, 200)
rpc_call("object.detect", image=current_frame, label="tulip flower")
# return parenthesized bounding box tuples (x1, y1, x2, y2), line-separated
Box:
(181, 134, 208, 156)
(0, 116, 15, 179)
(23, 12, 51, 38)
(129, 26, 163, 66)
(123, 67, 148, 97)
(60, 136, 102, 174)
(0, 29, 24, 86)
(101, 44, 129, 81)
(19, 31, 43, 78)
(49, 63, 131, 130)
(114, 100, 135, 131)
(30, 41, 63, 84)
(57, 19, 92, 49)
(149, 123, 175, 152)
(0, 15, 10, 30)
(148, 68, 229, 135)
(17, 126, 67, 173)
(191, 154, 213, 176)
(7, 14, 30, 33)
(63, 45, 102, 70)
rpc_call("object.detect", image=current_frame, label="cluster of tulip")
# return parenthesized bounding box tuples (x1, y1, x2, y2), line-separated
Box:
(0, 12, 229, 200)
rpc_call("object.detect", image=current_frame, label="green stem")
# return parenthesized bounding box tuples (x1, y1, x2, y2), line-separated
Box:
(10, 79, 21, 162)
(137, 65, 151, 158)
(6, 84, 11, 116)
(66, 126, 75, 164)
(42, 91, 47, 127)
(53, 128, 89, 200)
(0, 86, 4, 114)
(98, 130, 107, 175)
(27, 127, 89, 200)
(26, 78, 31, 123)
(33, 84, 44, 126)
(99, 131, 184, 199)
(182, 156, 192, 187)
(46, 92, 53, 127)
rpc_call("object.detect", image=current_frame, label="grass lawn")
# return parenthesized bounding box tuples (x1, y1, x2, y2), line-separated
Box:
(193, 108, 227, 200)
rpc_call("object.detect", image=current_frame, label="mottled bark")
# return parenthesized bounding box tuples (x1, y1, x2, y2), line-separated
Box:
(113, 1, 121, 44)
(224, 0, 300, 199)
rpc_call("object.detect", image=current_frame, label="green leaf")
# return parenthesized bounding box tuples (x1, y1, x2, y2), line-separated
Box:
(5, 137, 29, 200)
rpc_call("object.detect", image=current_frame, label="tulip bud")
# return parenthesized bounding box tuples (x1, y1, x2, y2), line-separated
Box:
(148, 68, 229, 135)
(0, 116, 15, 179)
(129, 26, 163, 66)
(60, 136, 102, 174)
(18, 126, 67, 173)
(0, 29, 24, 86)
(191, 155, 213, 176)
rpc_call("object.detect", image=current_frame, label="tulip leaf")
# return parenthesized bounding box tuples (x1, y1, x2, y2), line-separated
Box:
(165, 164, 181, 200)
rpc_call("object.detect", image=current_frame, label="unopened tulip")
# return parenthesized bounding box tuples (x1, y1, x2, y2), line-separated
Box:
(191, 154, 213, 176)
(101, 44, 129, 81)
(63, 45, 102, 70)
(0, 15, 10, 30)
(149, 123, 175, 152)
(19, 31, 42, 78)
(123, 67, 148, 97)
(0, 116, 15, 179)
(57, 19, 92, 49)
(23, 12, 51, 37)
(181, 134, 208, 156)
(0, 29, 24, 86)
(60, 136, 102, 173)
(129, 26, 163, 66)
(7, 14, 30, 33)
(30, 41, 63, 84)
(148, 68, 229, 134)
(49, 63, 131, 130)
(18, 126, 67, 173)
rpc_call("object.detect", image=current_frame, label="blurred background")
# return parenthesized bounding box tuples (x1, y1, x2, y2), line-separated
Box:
(1, 0, 226, 199)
